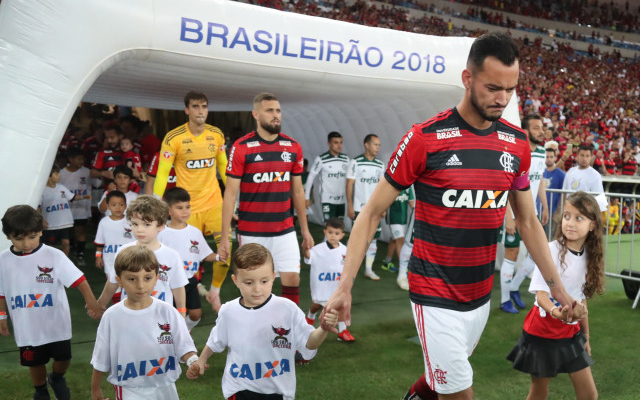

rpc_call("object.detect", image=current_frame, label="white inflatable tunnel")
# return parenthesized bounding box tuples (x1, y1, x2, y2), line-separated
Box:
(0, 0, 519, 249)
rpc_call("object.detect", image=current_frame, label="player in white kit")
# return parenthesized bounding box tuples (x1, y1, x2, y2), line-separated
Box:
(346, 134, 385, 280)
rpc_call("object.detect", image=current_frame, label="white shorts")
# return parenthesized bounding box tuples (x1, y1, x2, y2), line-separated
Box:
(389, 224, 407, 240)
(238, 231, 301, 274)
(113, 383, 179, 400)
(411, 301, 490, 394)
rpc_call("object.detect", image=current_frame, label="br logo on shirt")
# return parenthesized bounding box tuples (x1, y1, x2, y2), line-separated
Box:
(10, 293, 53, 309)
(36, 266, 54, 284)
(230, 359, 291, 380)
(158, 265, 170, 282)
(157, 322, 174, 344)
(118, 356, 176, 381)
(441, 190, 509, 209)
(271, 326, 292, 349)
(189, 240, 199, 254)
(252, 171, 290, 183)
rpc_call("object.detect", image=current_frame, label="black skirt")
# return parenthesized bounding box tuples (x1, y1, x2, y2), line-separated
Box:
(506, 330, 593, 378)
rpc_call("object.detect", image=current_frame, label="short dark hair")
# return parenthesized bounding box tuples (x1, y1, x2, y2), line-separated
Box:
(119, 115, 142, 132)
(325, 217, 345, 231)
(232, 243, 274, 274)
(579, 144, 594, 153)
(113, 165, 133, 179)
(103, 122, 123, 135)
(115, 245, 158, 276)
(521, 113, 542, 131)
(126, 195, 169, 226)
(545, 147, 557, 156)
(106, 190, 127, 204)
(164, 187, 190, 206)
(467, 32, 519, 72)
(2, 205, 44, 237)
(328, 131, 342, 141)
(66, 147, 84, 159)
(253, 92, 278, 108)
(184, 91, 208, 108)
(364, 134, 378, 145)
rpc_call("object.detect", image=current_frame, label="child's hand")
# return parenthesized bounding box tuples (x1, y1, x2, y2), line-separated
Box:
(86, 301, 105, 320)
(0, 320, 10, 336)
(186, 360, 208, 379)
(584, 338, 591, 356)
(321, 309, 339, 331)
(91, 387, 107, 400)
(96, 257, 104, 269)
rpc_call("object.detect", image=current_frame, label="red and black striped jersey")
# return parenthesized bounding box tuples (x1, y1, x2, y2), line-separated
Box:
(227, 131, 304, 237)
(92, 149, 123, 171)
(385, 108, 531, 311)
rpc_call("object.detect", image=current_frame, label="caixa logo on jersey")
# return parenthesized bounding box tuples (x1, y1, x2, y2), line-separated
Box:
(117, 356, 177, 382)
(186, 158, 215, 169)
(389, 131, 414, 174)
(11, 293, 53, 309)
(230, 359, 291, 380)
(441, 190, 509, 209)
(252, 171, 290, 183)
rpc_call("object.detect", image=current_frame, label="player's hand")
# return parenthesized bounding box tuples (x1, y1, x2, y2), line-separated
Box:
(103, 170, 115, 180)
(321, 309, 339, 331)
(0, 320, 10, 336)
(86, 301, 105, 320)
(95, 257, 104, 269)
(321, 286, 352, 333)
(571, 301, 588, 320)
(301, 229, 314, 251)
(550, 286, 575, 322)
(505, 217, 516, 235)
(218, 237, 230, 262)
(347, 208, 356, 220)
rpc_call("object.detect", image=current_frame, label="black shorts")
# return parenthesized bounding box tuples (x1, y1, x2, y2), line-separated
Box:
(72, 218, 89, 227)
(20, 339, 72, 367)
(228, 390, 283, 400)
(185, 277, 201, 311)
(42, 228, 70, 245)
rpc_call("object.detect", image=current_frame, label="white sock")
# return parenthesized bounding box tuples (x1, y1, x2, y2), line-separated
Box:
(185, 316, 200, 332)
(500, 259, 516, 303)
(365, 241, 377, 273)
(384, 256, 392, 263)
(307, 310, 317, 320)
(511, 254, 535, 291)
(338, 321, 347, 332)
(399, 243, 412, 278)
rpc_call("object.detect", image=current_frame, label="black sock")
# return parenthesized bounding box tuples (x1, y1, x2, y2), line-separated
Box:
(35, 383, 47, 393)
(76, 241, 85, 256)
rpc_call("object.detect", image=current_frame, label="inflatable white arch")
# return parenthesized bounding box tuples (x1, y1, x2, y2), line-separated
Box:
(0, 0, 519, 249)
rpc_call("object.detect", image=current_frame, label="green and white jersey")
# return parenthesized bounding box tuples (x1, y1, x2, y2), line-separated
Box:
(387, 187, 415, 225)
(347, 154, 384, 212)
(529, 145, 546, 215)
(305, 151, 350, 204)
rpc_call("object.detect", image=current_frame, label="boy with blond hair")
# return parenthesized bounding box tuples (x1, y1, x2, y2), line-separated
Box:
(187, 243, 338, 400)
(97, 195, 188, 316)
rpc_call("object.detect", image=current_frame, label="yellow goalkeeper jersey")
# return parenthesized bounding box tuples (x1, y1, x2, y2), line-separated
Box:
(160, 123, 226, 213)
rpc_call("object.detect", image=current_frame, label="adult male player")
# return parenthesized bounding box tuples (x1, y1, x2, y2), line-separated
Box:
(321, 33, 582, 400)
(305, 131, 350, 221)
(153, 91, 229, 311)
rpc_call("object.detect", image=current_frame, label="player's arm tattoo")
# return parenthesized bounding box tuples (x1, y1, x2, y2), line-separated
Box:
(546, 278, 555, 287)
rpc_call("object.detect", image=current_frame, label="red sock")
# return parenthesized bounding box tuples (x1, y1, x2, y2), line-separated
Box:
(281, 286, 299, 305)
(410, 373, 438, 400)
(112, 292, 122, 304)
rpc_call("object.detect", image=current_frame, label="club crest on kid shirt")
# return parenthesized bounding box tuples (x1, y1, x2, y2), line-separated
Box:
(36, 266, 54, 284)
(157, 322, 174, 344)
(189, 240, 199, 254)
(271, 326, 292, 349)
(158, 265, 170, 281)
(123, 228, 133, 239)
